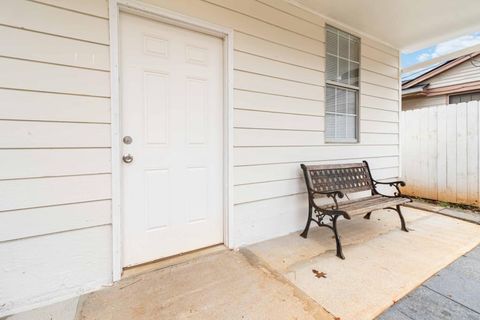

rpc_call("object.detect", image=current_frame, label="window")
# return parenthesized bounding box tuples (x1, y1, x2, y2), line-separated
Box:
(325, 25, 360, 142)
(449, 91, 480, 104)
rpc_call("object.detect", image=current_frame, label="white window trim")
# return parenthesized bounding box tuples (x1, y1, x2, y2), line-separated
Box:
(325, 80, 359, 91)
(325, 25, 360, 143)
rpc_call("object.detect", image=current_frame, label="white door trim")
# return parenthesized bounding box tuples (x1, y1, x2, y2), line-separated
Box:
(109, 0, 234, 281)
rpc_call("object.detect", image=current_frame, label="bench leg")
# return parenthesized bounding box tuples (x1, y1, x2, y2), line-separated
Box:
(332, 215, 345, 259)
(395, 205, 408, 232)
(299, 205, 345, 259)
(363, 212, 372, 220)
(300, 204, 313, 238)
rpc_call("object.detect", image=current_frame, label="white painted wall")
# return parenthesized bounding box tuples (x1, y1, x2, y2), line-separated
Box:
(402, 101, 480, 206)
(0, 0, 401, 316)
(0, 0, 112, 316)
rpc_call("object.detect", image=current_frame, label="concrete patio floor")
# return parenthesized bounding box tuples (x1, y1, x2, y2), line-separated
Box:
(4, 207, 480, 320)
(76, 248, 332, 320)
(246, 207, 480, 320)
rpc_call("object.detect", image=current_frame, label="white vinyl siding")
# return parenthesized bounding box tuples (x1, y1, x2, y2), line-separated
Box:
(428, 57, 480, 89)
(0, 0, 112, 316)
(0, 0, 401, 316)
(325, 25, 360, 142)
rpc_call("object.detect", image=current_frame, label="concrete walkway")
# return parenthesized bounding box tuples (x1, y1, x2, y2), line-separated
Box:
(246, 207, 480, 320)
(76, 249, 332, 320)
(378, 245, 480, 320)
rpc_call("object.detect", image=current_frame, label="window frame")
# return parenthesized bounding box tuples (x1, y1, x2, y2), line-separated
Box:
(324, 25, 361, 144)
(448, 90, 480, 104)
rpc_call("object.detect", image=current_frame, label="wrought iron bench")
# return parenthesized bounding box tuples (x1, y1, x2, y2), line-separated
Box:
(300, 161, 412, 259)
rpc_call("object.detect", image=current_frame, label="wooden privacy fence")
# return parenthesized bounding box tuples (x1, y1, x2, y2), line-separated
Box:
(401, 101, 480, 206)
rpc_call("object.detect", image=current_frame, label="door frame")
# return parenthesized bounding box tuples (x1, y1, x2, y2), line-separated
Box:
(109, 0, 234, 281)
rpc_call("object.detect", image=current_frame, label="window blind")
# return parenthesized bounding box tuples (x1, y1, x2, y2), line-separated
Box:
(325, 25, 360, 142)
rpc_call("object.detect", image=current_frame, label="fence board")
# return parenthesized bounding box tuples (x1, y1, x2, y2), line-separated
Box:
(467, 101, 479, 205)
(445, 104, 457, 202)
(437, 104, 448, 199)
(411, 109, 422, 196)
(419, 108, 429, 197)
(427, 107, 438, 200)
(402, 101, 480, 206)
(456, 103, 468, 203)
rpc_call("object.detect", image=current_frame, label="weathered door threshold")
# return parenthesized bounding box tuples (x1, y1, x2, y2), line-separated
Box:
(122, 244, 226, 279)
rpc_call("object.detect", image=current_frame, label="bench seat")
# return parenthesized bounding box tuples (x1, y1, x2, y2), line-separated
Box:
(300, 161, 412, 259)
(317, 194, 411, 217)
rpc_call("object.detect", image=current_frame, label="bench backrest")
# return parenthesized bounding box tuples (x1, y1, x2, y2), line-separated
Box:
(300, 161, 374, 196)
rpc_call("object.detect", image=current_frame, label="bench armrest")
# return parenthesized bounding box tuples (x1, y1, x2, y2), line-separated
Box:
(372, 180, 407, 198)
(310, 190, 344, 210)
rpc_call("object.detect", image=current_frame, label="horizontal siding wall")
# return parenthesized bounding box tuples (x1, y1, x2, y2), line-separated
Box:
(428, 59, 480, 88)
(141, 0, 401, 245)
(1, 0, 401, 315)
(0, 0, 111, 317)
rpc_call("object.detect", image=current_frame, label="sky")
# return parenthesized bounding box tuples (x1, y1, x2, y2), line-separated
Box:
(401, 31, 480, 80)
(401, 31, 480, 68)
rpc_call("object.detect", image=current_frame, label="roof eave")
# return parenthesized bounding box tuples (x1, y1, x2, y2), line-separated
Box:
(402, 52, 480, 89)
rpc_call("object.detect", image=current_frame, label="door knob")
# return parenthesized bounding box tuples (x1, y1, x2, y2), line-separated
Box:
(122, 153, 133, 163)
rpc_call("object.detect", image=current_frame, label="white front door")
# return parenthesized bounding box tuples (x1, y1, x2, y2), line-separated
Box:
(120, 12, 224, 267)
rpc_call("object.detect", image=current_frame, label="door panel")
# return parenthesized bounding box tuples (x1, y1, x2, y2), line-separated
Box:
(120, 13, 224, 267)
